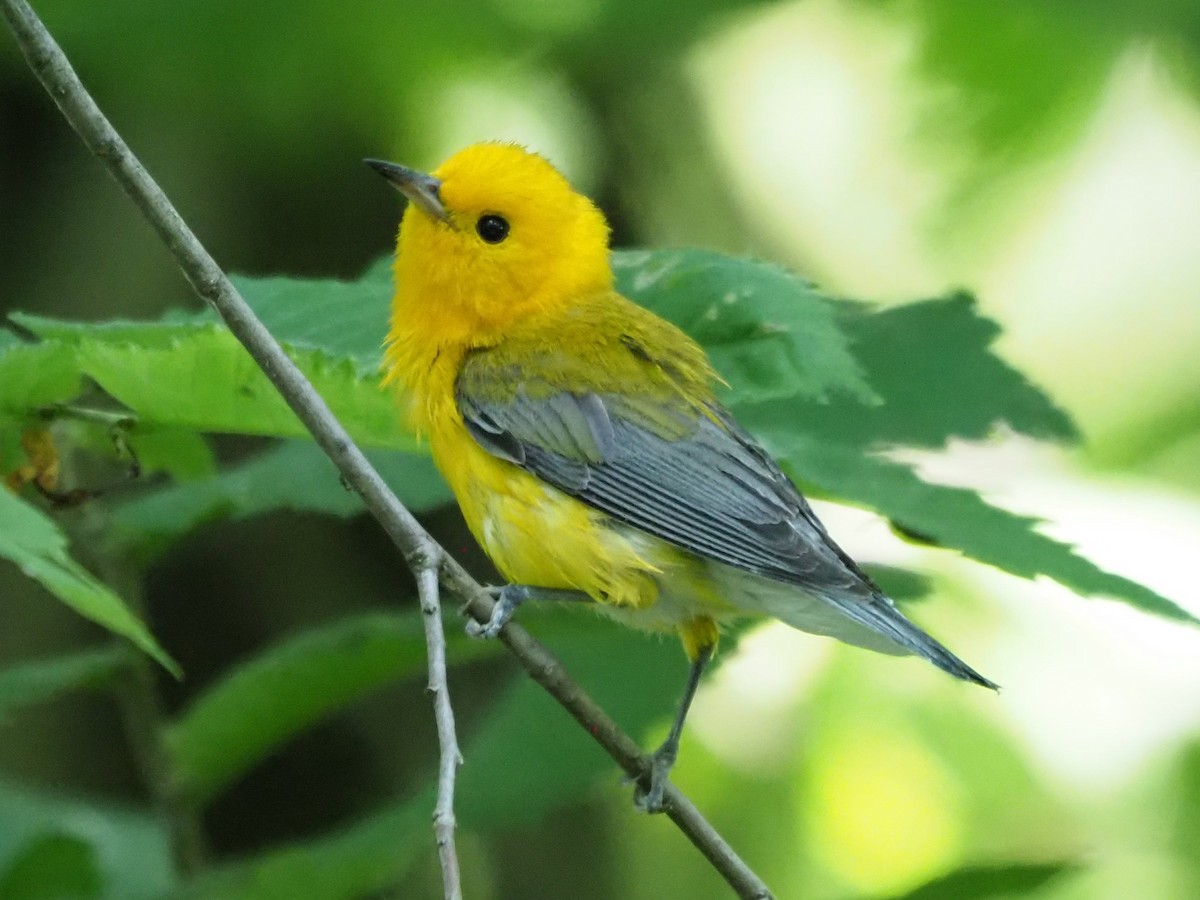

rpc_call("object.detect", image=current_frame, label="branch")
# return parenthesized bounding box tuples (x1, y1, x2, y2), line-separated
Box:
(416, 565, 463, 900)
(0, 3, 774, 898)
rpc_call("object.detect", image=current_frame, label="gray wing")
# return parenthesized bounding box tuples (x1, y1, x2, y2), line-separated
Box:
(458, 374, 998, 689)
(458, 382, 870, 596)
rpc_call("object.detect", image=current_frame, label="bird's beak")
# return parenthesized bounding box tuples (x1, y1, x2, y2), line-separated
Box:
(365, 158, 450, 223)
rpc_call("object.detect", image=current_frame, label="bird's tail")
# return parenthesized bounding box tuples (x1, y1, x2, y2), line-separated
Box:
(820, 591, 999, 690)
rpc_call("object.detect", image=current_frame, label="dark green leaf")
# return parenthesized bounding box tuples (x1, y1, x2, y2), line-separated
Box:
(729, 293, 1075, 449)
(830, 295, 1076, 445)
(229, 266, 393, 373)
(180, 611, 719, 898)
(166, 612, 496, 804)
(175, 802, 430, 900)
(887, 861, 1078, 900)
(0, 779, 173, 900)
(861, 565, 934, 603)
(0, 648, 127, 721)
(0, 490, 179, 675)
(615, 248, 875, 405)
(109, 440, 450, 561)
(0, 833, 102, 900)
(765, 433, 1191, 622)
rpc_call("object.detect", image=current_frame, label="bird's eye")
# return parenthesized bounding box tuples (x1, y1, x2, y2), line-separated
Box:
(476, 214, 510, 244)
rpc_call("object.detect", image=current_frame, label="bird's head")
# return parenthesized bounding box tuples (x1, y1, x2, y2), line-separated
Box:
(370, 142, 612, 346)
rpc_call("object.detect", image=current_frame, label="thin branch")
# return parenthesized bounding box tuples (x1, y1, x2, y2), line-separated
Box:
(449, 565, 773, 900)
(416, 563, 463, 900)
(0, 3, 775, 898)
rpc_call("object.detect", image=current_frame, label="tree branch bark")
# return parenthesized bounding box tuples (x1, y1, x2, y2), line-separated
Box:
(0, 2, 774, 897)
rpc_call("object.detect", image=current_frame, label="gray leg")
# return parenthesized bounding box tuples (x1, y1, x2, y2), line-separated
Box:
(637, 643, 714, 813)
(466, 584, 592, 639)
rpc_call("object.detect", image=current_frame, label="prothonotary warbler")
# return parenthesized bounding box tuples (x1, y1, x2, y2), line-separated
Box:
(368, 143, 997, 811)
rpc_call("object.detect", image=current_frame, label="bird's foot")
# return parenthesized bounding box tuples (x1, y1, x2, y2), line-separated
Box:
(465, 585, 527, 639)
(633, 741, 678, 814)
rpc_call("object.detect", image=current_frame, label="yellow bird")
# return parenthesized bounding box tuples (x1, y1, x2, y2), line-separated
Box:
(369, 143, 995, 811)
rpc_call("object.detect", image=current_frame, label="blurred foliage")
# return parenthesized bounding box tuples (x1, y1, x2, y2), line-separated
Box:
(2, 0, 1200, 898)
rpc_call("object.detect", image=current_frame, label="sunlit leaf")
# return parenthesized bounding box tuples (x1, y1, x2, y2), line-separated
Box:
(8, 316, 410, 450)
(76, 327, 406, 448)
(0, 339, 81, 415)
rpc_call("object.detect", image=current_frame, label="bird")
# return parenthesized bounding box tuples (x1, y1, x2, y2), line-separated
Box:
(368, 142, 996, 812)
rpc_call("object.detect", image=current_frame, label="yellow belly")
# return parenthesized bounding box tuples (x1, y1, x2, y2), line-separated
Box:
(431, 416, 663, 610)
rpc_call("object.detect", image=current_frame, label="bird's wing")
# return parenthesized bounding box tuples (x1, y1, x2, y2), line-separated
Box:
(457, 337, 999, 689)
(456, 345, 870, 596)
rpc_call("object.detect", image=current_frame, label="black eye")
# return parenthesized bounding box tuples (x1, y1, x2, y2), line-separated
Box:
(476, 214, 510, 244)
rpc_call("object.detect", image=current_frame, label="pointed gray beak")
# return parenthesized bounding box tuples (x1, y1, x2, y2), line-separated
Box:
(365, 158, 450, 223)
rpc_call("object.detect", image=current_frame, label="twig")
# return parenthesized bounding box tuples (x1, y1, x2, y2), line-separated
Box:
(449, 565, 773, 900)
(0, 3, 465, 896)
(0, 3, 775, 898)
(416, 564, 463, 900)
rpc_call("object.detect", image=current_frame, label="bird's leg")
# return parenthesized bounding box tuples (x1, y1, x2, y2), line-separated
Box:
(636, 642, 714, 814)
(466, 584, 592, 639)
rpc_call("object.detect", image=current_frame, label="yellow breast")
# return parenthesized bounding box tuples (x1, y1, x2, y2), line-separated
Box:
(424, 387, 661, 610)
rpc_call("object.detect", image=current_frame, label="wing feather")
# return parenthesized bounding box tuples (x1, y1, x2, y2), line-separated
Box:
(457, 352, 864, 592)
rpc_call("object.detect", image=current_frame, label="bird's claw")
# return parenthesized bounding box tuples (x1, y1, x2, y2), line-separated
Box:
(465, 585, 518, 639)
(631, 743, 677, 814)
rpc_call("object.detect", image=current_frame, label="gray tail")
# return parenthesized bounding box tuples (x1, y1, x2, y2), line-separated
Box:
(824, 592, 999, 690)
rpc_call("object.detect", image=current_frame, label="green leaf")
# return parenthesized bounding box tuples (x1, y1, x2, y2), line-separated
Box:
(175, 802, 429, 900)
(0, 779, 174, 900)
(180, 611, 713, 898)
(0, 833, 103, 900)
(829, 295, 1076, 446)
(910, 0, 1119, 219)
(75, 326, 408, 448)
(766, 434, 1192, 622)
(8, 315, 411, 451)
(1174, 742, 1200, 899)
(125, 427, 216, 481)
(887, 861, 1078, 900)
(725, 292, 1075, 450)
(10, 314, 198, 349)
(0, 648, 127, 721)
(0, 490, 179, 675)
(615, 248, 876, 405)
(109, 440, 450, 562)
(229, 266, 393, 373)
(861, 565, 934, 603)
(0, 339, 82, 415)
(457, 609, 713, 828)
(166, 612, 496, 804)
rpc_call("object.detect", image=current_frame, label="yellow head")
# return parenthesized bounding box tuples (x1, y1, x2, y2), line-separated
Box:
(373, 143, 613, 357)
